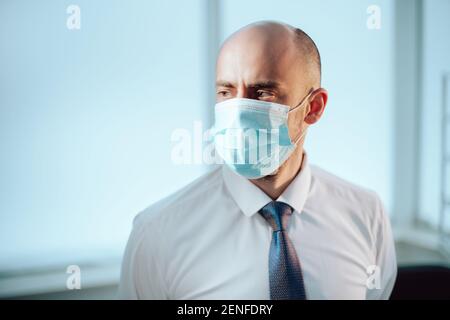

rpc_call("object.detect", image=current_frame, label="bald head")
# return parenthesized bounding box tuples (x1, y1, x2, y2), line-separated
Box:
(291, 27, 322, 85)
(216, 21, 321, 96)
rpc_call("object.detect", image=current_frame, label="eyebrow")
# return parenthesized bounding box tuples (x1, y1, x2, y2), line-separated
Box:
(215, 80, 282, 89)
(216, 80, 235, 88)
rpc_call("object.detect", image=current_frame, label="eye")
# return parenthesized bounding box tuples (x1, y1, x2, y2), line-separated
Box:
(257, 90, 275, 99)
(216, 90, 231, 98)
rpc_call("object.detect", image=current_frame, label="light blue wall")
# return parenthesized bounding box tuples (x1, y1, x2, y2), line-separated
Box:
(0, 0, 209, 269)
(419, 0, 450, 228)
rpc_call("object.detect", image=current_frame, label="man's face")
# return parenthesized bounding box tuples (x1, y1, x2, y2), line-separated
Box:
(215, 28, 311, 142)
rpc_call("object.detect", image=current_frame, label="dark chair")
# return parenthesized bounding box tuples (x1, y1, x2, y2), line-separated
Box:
(390, 265, 450, 300)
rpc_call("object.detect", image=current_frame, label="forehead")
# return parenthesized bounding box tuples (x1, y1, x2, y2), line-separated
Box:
(216, 36, 301, 88)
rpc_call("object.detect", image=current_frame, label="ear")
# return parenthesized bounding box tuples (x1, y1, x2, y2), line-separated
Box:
(304, 88, 328, 125)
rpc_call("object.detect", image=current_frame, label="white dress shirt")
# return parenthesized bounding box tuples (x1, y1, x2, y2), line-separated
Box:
(118, 153, 397, 300)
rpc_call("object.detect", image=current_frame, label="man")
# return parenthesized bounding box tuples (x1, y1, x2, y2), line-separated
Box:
(118, 21, 397, 300)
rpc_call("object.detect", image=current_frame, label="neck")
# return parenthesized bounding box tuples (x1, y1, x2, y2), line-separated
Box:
(250, 146, 304, 200)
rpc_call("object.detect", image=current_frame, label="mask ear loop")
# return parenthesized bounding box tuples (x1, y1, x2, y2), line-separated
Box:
(291, 127, 307, 145)
(288, 88, 316, 144)
(289, 88, 315, 113)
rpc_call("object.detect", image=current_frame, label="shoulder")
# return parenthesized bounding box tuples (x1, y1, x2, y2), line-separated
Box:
(310, 165, 383, 208)
(119, 168, 223, 299)
(308, 164, 388, 229)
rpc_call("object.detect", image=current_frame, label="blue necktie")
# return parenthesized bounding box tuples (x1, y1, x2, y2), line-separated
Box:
(259, 201, 307, 300)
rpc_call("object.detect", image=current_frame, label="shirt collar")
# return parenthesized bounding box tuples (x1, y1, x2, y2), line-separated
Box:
(222, 152, 312, 217)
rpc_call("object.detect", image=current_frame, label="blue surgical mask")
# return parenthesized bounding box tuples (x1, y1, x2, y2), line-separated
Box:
(213, 91, 312, 179)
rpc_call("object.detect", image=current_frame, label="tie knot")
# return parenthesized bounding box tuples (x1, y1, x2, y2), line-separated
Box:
(259, 201, 294, 232)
